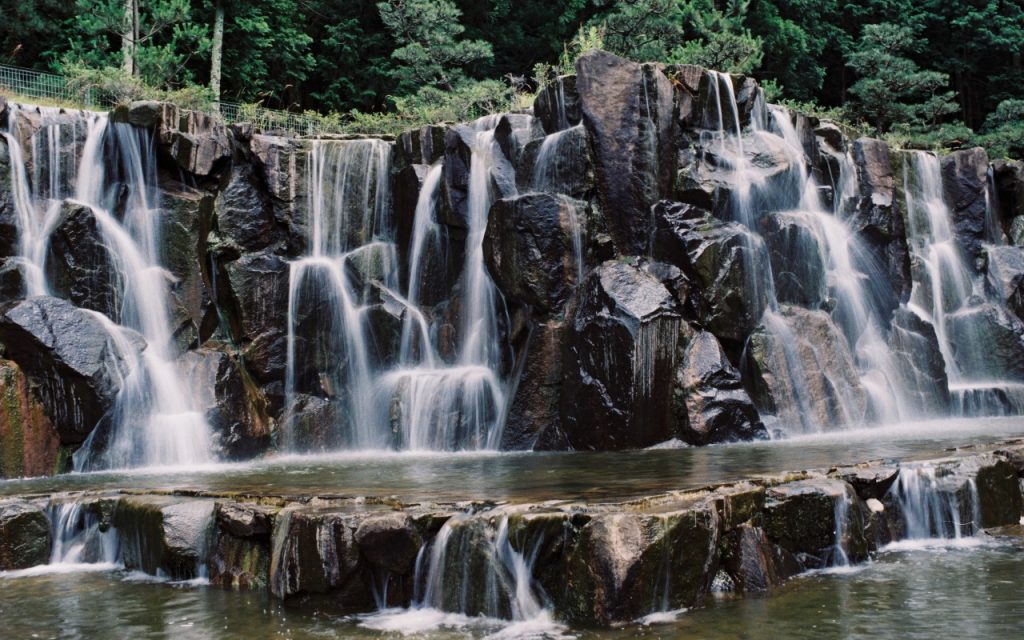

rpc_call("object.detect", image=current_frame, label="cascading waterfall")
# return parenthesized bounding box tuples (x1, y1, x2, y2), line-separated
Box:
(887, 465, 982, 540)
(902, 152, 1024, 414)
(285, 119, 510, 452)
(4, 106, 212, 470)
(705, 74, 912, 432)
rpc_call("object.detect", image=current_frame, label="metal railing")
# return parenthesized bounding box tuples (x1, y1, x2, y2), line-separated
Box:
(0, 63, 344, 137)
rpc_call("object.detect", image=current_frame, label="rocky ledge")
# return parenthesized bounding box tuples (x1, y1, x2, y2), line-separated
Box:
(2, 439, 1022, 625)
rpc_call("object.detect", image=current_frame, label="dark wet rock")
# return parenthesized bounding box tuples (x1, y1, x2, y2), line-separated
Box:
(986, 245, 1024, 322)
(0, 359, 62, 478)
(210, 528, 270, 589)
(763, 478, 868, 565)
(534, 74, 581, 134)
(250, 135, 300, 204)
(565, 506, 720, 624)
(161, 500, 217, 579)
(0, 499, 51, 569)
(745, 306, 867, 432)
(721, 524, 800, 592)
(519, 123, 593, 199)
(113, 496, 214, 580)
(975, 459, 1023, 528)
(440, 124, 516, 229)
(159, 184, 214, 348)
(651, 204, 770, 344)
(503, 320, 565, 450)
(45, 201, 117, 317)
(494, 114, 543, 171)
(562, 262, 682, 450)
(180, 348, 271, 460)
(887, 309, 950, 415)
(677, 330, 767, 445)
(0, 136, 18, 259)
(576, 50, 676, 254)
(354, 512, 422, 574)
(393, 163, 431, 271)
(219, 250, 290, 346)
(0, 296, 143, 444)
(848, 139, 911, 311)
(269, 508, 370, 606)
(0, 258, 23, 302)
(395, 125, 447, 169)
(941, 147, 990, 268)
(280, 394, 342, 453)
(158, 105, 232, 177)
(946, 303, 1024, 381)
(215, 162, 279, 252)
(760, 211, 827, 306)
(110, 100, 163, 127)
(217, 502, 274, 539)
(833, 464, 901, 501)
(484, 193, 586, 312)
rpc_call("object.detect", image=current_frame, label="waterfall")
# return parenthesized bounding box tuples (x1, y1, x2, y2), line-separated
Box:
(284, 121, 510, 452)
(887, 465, 982, 541)
(4, 106, 212, 470)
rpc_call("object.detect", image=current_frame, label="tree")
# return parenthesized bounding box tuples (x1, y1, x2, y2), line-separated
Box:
(669, 0, 762, 73)
(377, 0, 493, 92)
(847, 23, 958, 133)
(209, 0, 224, 101)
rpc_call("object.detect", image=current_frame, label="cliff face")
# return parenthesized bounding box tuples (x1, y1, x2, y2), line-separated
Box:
(2, 50, 1024, 473)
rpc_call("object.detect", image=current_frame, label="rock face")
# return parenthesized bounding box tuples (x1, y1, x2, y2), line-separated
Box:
(0, 500, 51, 569)
(562, 262, 681, 449)
(0, 359, 62, 478)
(986, 245, 1024, 322)
(677, 330, 767, 444)
(576, 50, 676, 254)
(484, 193, 586, 312)
(887, 309, 950, 414)
(45, 201, 117, 318)
(946, 303, 1024, 381)
(941, 147, 991, 268)
(0, 296, 141, 444)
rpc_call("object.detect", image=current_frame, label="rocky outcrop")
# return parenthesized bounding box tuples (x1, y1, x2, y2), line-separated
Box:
(0, 296, 142, 444)
(561, 262, 682, 449)
(945, 303, 1024, 381)
(0, 359, 62, 477)
(484, 193, 586, 312)
(576, 50, 676, 254)
(676, 330, 767, 444)
(0, 499, 51, 569)
(986, 245, 1024, 322)
(941, 147, 991, 268)
(45, 201, 117, 318)
(887, 309, 950, 414)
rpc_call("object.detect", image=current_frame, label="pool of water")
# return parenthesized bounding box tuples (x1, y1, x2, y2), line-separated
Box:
(2, 416, 1022, 503)
(2, 532, 1021, 638)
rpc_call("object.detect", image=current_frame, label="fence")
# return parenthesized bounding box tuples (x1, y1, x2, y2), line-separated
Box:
(0, 63, 344, 137)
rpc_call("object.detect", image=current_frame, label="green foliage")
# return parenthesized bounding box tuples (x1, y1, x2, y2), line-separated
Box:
(668, 0, 763, 73)
(533, 24, 606, 84)
(846, 23, 958, 134)
(349, 79, 518, 135)
(977, 99, 1024, 159)
(60, 62, 213, 109)
(378, 0, 493, 92)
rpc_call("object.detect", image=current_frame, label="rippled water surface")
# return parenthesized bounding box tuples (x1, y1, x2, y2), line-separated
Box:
(2, 417, 1022, 503)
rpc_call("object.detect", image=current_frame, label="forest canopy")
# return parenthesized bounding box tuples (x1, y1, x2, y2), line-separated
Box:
(3, 0, 1023, 156)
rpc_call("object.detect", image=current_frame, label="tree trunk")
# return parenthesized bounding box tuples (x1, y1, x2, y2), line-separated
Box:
(210, 0, 225, 106)
(121, 0, 135, 75)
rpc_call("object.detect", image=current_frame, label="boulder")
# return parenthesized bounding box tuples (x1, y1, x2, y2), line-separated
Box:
(721, 524, 800, 592)
(763, 478, 868, 566)
(986, 245, 1024, 322)
(484, 193, 587, 312)
(760, 211, 828, 306)
(677, 330, 767, 445)
(565, 506, 720, 624)
(279, 394, 342, 453)
(651, 203, 770, 344)
(250, 134, 301, 204)
(575, 50, 676, 254)
(991, 159, 1024, 236)
(0, 136, 18, 259)
(217, 502, 274, 539)
(946, 303, 1024, 381)
(0, 296, 143, 443)
(180, 348, 271, 460)
(0, 499, 51, 569)
(158, 104, 232, 177)
(847, 139, 911, 311)
(353, 512, 422, 574)
(109, 100, 163, 127)
(887, 309, 950, 415)
(520, 122, 593, 198)
(440, 123, 516, 229)
(395, 125, 447, 169)
(745, 306, 867, 432)
(215, 162, 279, 251)
(562, 262, 682, 449)
(0, 258, 23, 302)
(503, 320, 566, 450)
(533, 74, 581, 134)
(941, 147, 991, 268)
(45, 201, 117, 318)
(0, 358, 62, 478)
(219, 250, 290, 346)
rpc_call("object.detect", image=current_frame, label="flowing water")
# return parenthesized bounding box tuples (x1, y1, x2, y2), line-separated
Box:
(4, 106, 212, 470)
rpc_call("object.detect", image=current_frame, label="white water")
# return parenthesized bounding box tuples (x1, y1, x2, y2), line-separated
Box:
(887, 464, 982, 540)
(4, 106, 212, 470)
